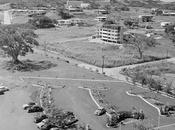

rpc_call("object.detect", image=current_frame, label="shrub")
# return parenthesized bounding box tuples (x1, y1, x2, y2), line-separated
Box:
(28, 16, 55, 28)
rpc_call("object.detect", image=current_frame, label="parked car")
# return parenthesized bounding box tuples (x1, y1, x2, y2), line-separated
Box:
(37, 119, 56, 130)
(23, 102, 36, 110)
(34, 114, 48, 123)
(28, 105, 43, 113)
(36, 119, 49, 129)
(94, 107, 106, 116)
(0, 86, 9, 93)
(65, 118, 78, 127)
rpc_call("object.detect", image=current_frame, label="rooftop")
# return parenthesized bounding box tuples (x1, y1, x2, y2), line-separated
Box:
(102, 23, 123, 30)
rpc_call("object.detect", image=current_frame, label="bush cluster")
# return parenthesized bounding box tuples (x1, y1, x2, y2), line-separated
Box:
(121, 64, 175, 96)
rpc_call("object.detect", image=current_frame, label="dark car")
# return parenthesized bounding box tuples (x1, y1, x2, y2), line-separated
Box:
(65, 118, 78, 127)
(28, 105, 43, 113)
(34, 114, 48, 123)
(23, 102, 36, 110)
(94, 107, 106, 116)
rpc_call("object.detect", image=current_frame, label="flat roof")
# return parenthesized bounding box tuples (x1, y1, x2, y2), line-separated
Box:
(102, 24, 123, 29)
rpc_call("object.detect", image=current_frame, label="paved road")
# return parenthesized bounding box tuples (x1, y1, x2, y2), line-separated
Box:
(35, 46, 175, 82)
(0, 88, 38, 130)
(53, 86, 108, 130)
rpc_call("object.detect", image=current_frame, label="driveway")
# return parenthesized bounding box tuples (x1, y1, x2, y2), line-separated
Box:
(53, 87, 109, 130)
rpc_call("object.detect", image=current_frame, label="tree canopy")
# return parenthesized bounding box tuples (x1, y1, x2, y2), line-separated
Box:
(165, 24, 175, 43)
(28, 16, 55, 28)
(0, 25, 39, 64)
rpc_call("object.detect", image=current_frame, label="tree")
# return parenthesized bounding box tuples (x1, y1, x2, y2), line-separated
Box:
(164, 81, 173, 95)
(57, 6, 73, 19)
(28, 16, 55, 28)
(165, 24, 175, 43)
(0, 25, 39, 64)
(103, 4, 111, 13)
(123, 34, 158, 59)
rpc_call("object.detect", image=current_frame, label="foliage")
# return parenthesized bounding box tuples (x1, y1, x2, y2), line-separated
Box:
(28, 16, 55, 28)
(165, 24, 175, 43)
(88, 1, 100, 9)
(123, 34, 159, 59)
(124, 18, 139, 28)
(57, 7, 73, 19)
(0, 25, 39, 64)
(121, 62, 175, 94)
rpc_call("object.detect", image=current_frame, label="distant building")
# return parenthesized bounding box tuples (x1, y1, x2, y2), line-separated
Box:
(65, 0, 89, 9)
(96, 0, 111, 6)
(161, 22, 172, 27)
(57, 18, 84, 26)
(162, 10, 175, 16)
(57, 19, 72, 26)
(95, 16, 107, 22)
(68, 7, 83, 14)
(66, 1, 83, 9)
(138, 15, 153, 22)
(80, 3, 90, 9)
(95, 9, 109, 15)
(97, 24, 123, 44)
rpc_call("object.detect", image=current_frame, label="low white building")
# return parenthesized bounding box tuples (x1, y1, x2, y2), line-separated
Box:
(95, 16, 107, 22)
(57, 18, 84, 26)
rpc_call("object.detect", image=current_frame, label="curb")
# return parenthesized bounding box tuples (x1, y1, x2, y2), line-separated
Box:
(78, 87, 111, 117)
(126, 91, 161, 116)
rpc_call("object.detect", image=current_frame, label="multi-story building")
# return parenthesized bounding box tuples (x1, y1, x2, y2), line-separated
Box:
(97, 24, 123, 44)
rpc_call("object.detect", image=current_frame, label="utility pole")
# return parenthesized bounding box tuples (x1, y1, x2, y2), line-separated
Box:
(102, 55, 105, 74)
(43, 41, 47, 57)
(101, 47, 105, 74)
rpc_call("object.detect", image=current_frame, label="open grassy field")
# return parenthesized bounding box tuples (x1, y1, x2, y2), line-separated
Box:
(35, 26, 96, 43)
(45, 38, 173, 68)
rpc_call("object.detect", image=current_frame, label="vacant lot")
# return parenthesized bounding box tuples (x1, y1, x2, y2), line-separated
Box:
(45, 38, 173, 68)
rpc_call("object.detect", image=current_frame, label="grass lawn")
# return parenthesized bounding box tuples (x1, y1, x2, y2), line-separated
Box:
(45, 38, 172, 68)
(35, 26, 96, 43)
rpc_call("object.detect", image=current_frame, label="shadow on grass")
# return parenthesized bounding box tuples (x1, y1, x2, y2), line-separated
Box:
(3, 59, 57, 72)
